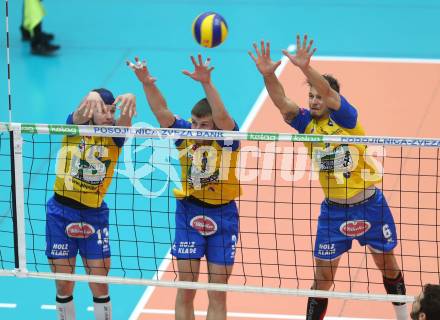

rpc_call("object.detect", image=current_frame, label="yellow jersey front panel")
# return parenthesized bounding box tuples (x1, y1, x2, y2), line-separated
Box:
(171, 117, 242, 205)
(53, 135, 122, 208)
(290, 96, 381, 199)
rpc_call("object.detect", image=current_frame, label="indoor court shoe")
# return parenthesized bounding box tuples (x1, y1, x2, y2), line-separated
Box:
(31, 42, 60, 56)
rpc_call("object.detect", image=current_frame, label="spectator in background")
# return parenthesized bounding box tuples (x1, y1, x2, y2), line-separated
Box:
(411, 284, 440, 320)
(21, 0, 60, 55)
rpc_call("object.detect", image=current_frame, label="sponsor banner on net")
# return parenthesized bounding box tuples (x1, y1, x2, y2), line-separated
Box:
(49, 124, 79, 135)
(341, 136, 440, 147)
(92, 126, 226, 139)
(247, 132, 279, 141)
(21, 123, 37, 134)
(291, 134, 324, 142)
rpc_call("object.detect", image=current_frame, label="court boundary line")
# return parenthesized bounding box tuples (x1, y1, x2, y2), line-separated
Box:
(128, 251, 172, 320)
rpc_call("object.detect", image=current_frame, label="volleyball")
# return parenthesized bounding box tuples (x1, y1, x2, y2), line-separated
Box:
(192, 12, 228, 48)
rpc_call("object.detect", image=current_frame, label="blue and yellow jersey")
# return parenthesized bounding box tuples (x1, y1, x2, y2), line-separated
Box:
(289, 96, 381, 199)
(53, 114, 125, 208)
(171, 117, 242, 205)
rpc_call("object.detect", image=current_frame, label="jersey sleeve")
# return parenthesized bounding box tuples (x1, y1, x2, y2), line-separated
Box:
(217, 121, 240, 151)
(170, 116, 192, 129)
(66, 113, 74, 125)
(330, 95, 358, 129)
(170, 116, 192, 146)
(289, 108, 312, 134)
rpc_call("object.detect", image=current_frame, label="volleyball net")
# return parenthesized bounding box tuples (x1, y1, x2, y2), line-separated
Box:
(0, 122, 439, 303)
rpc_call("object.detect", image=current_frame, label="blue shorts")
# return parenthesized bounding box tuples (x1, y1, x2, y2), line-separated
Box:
(45, 196, 110, 260)
(171, 199, 239, 265)
(314, 188, 397, 261)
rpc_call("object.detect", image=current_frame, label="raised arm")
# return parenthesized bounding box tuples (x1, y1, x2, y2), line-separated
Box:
(248, 41, 300, 123)
(282, 35, 341, 110)
(127, 57, 175, 128)
(182, 54, 235, 130)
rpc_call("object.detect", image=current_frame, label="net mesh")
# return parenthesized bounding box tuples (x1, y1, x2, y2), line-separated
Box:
(1, 123, 439, 302)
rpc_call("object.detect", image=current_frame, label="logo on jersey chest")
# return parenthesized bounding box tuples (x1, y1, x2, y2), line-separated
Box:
(186, 144, 220, 189)
(339, 220, 371, 237)
(314, 144, 353, 174)
(190, 215, 218, 236)
(65, 222, 95, 238)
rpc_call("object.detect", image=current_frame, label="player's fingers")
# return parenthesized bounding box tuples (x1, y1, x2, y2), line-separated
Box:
(310, 47, 317, 57)
(129, 105, 135, 118)
(260, 40, 266, 56)
(80, 103, 89, 117)
(253, 42, 261, 56)
(274, 60, 282, 69)
(190, 55, 197, 67)
(248, 51, 257, 63)
(306, 39, 314, 53)
(98, 100, 106, 115)
(135, 56, 139, 63)
(302, 34, 308, 49)
(281, 49, 290, 58)
(114, 96, 122, 109)
(126, 99, 135, 116)
(87, 103, 94, 118)
(182, 70, 192, 76)
(77, 100, 87, 113)
(266, 42, 271, 57)
(130, 103, 136, 118)
(197, 54, 203, 65)
(208, 66, 215, 72)
(127, 61, 136, 71)
(204, 57, 211, 66)
(296, 34, 301, 50)
(121, 104, 128, 116)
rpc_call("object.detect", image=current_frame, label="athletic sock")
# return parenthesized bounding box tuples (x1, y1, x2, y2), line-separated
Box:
(383, 272, 408, 320)
(56, 295, 76, 320)
(306, 297, 328, 320)
(93, 295, 112, 320)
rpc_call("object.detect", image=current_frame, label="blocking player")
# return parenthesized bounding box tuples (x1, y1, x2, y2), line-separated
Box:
(249, 35, 407, 320)
(46, 88, 136, 320)
(128, 55, 241, 320)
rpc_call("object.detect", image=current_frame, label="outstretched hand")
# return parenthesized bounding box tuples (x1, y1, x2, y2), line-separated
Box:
(282, 34, 316, 70)
(77, 91, 106, 120)
(182, 54, 214, 84)
(126, 56, 156, 85)
(115, 93, 137, 118)
(248, 40, 281, 76)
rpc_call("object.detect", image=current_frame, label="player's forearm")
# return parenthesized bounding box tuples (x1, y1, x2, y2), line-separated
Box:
(142, 82, 174, 127)
(300, 65, 331, 98)
(263, 73, 299, 117)
(201, 82, 234, 129)
(142, 83, 168, 113)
